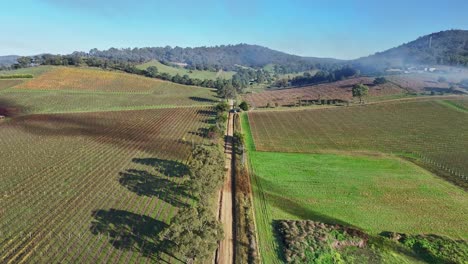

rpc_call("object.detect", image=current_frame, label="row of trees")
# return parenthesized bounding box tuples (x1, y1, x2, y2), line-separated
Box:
(274, 66, 360, 88)
(161, 144, 225, 263)
(160, 102, 229, 263)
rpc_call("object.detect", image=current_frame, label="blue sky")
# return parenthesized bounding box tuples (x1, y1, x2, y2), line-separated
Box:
(1, 0, 467, 59)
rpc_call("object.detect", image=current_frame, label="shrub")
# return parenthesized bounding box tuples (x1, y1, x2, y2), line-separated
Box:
(0, 74, 33, 79)
(438, 76, 447, 83)
(373, 77, 387, 85)
(216, 101, 230, 112)
(239, 101, 249, 111)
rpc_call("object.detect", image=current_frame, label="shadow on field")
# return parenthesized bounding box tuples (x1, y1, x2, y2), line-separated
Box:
(12, 110, 210, 156)
(119, 169, 192, 207)
(90, 209, 174, 261)
(196, 109, 216, 116)
(0, 98, 24, 117)
(256, 175, 359, 261)
(189, 96, 217, 103)
(258, 175, 354, 227)
(131, 158, 190, 178)
(189, 127, 209, 137)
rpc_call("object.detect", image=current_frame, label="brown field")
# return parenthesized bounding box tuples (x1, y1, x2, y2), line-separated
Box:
(388, 71, 468, 93)
(243, 77, 405, 108)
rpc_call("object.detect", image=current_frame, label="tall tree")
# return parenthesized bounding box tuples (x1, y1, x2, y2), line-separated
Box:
(352, 84, 369, 104)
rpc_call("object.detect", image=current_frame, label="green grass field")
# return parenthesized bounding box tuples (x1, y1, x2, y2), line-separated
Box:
(0, 66, 55, 77)
(137, 60, 235, 80)
(241, 108, 468, 263)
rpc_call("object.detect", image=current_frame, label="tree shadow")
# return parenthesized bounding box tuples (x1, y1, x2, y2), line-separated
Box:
(119, 169, 192, 207)
(196, 109, 216, 116)
(131, 158, 189, 178)
(257, 175, 355, 227)
(90, 209, 169, 259)
(11, 110, 206, 156)
(0, 98, 25, 117)
(189, 127, 208, 137)
(189, 96, 217, 103)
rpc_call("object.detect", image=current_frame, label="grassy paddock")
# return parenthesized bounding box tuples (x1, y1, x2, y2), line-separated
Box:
(137, 60, 235, 80)
(241, 113, 468, 263)
(0, 66, 55, 77)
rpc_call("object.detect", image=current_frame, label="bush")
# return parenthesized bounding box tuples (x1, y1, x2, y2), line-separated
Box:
(239, 101, 249, 111)
(438, 76, 447, 83)
(0, 74, 33, 79)
(373, 77, 387, 85)
(216, 101, 230, 112)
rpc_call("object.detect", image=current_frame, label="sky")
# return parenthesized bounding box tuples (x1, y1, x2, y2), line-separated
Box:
(1, 0, 467, 59)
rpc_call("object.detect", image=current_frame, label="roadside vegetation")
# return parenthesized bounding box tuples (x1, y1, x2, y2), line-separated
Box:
(232, 113, 259, 264)
(278, 220, 468, 264)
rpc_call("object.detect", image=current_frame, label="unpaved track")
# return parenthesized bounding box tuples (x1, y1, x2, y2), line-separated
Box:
(216, 102, 235, 264)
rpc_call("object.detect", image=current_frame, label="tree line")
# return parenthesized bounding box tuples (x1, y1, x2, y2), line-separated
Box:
(160, 102, 229, 263)
(274, 66, 360, 87)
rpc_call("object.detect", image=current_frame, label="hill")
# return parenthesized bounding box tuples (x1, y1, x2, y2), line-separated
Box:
(0, 55, 20, 66)
(355, 30, 468, 72)
(0, 66, 217, 114)
(89, 44, 343, 72)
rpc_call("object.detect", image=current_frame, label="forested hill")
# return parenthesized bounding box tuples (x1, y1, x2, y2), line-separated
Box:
(0, 55, 20, 66)
(354, 30, 468, 72)
(86, 44, 342, 72)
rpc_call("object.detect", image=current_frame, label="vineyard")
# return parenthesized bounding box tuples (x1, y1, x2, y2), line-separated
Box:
(0, 80, 23, 90)
(0, 107, 213, 263)
(14, 67, 208, 93)
(388, 72, 468, 93)
(243, 77, 405, 108)
(241, 111, 468, 263)
(0, 88, 217, 114)
(247, 98, 468, 185)
(0, 66, 217, 114)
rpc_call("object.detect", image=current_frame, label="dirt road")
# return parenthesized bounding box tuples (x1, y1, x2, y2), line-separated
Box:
(216, 103, 235, 264)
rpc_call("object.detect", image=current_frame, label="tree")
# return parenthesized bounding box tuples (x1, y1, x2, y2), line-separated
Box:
(146, 66, 158, 77)
(160, 206, 223, 263)
(239, 101, 249, 111)
(373, 77, 388, 85)
(276, 78, 288, 88)
(438, 76, 447, 83)
(352, 84, 369, 104)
